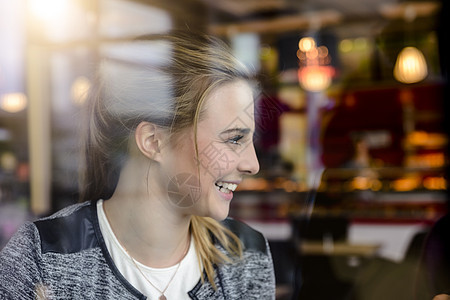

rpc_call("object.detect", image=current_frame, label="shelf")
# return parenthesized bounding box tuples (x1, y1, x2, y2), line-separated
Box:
(299, 241, 380, 257)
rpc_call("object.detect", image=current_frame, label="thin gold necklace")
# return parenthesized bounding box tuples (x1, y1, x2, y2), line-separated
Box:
(123, 237, 190, 300)
(102, 201, 190, 300)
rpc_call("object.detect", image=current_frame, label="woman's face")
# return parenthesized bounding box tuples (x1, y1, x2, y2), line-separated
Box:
(162, 80, 260, 220)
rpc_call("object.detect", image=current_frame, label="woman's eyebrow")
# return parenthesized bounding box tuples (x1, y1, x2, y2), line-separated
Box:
(220, 128, 251, 135)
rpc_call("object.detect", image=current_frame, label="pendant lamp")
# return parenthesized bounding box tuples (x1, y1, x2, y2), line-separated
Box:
(393, 46, 428, 84)
(298, 66, 333, 92)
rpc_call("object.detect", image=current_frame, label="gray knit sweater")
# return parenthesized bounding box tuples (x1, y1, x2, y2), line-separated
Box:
(0, 200, 275, 299)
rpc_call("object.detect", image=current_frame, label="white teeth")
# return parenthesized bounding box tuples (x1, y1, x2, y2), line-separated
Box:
(220, 187, 230, 194)
(215, 181, 238, 192)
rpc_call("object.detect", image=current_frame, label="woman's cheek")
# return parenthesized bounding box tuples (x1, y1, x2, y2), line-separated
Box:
(167, 172, 202, 208)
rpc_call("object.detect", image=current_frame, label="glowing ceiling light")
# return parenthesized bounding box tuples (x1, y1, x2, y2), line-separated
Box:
(298, 37, 316, 52)
(298, 66, 334, 92)
(393, 46, 428, 84)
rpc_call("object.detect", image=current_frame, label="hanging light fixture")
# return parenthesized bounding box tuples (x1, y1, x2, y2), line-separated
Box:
(297, 36, 334, 92)
(392, 4, 428, 84)
(298, 66, 334, 92)
(394, 46, 428, 84)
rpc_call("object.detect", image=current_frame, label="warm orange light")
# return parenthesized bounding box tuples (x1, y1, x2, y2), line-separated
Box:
(407, 131, 429, 146)
(318, 46, 329, 58)
(298, 37, 316, 52)
(306, 47, 319, 60)
(370, 179, 383, 191)
(405, 153, 445, 168)
(406, 131, 448, 148)
(391, 176, 420, 191)
(351, 176, 371, 190)
(298, 66, 334, 92)
(423, 177, 446, 190)
(394, 47, 428, 84)
(0, 93, 28, 113)
(282, 180, 298, 193)
(297, 49, 306, 61)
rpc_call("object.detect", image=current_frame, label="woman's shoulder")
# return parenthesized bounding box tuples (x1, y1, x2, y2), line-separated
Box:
(221, 218, 268, 254)
(216, 218, 276, 298)
(1, 221, 40, 254)
(2, 201, 94, 254)
(38, 200, 92, 221)
(33, 200, 99, 254)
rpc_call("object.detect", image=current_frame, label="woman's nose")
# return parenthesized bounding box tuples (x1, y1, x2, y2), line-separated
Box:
(237, 143, 260, 175)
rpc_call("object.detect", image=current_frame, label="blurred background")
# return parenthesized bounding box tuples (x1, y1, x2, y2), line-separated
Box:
(0, 0, 448, 299)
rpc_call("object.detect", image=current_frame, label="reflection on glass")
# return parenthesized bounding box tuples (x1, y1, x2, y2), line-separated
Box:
(71, 76, 91, 106)
(99, 0, 172, 38)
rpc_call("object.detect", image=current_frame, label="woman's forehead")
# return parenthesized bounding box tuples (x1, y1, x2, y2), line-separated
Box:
(200, 81, 255, 132)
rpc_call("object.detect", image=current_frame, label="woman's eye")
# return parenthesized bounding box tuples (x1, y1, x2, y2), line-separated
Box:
(228, 135, 244, 145)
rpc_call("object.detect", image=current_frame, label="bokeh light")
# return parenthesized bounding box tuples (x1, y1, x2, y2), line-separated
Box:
(0, 93, 28, 113)
(298, 37, 316, 52)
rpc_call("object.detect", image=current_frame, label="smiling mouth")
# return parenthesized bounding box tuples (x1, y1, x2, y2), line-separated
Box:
(215, 181, 238, 194)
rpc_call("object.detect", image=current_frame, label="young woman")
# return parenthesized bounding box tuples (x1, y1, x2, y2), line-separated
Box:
(0, 31, 276, 299)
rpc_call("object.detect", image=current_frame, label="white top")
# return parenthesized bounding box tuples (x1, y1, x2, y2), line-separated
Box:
(97, 200, 202, 299)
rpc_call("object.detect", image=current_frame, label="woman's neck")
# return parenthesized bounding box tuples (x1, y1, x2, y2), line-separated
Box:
(104, 195, 191, 268)
(103, 158, 191, 268)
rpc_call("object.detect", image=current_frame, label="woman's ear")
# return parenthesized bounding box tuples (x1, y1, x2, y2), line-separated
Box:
(135, 121, 164, 161)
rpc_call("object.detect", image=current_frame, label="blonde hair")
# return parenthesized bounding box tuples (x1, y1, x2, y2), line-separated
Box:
(80, 30, 255, 288)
